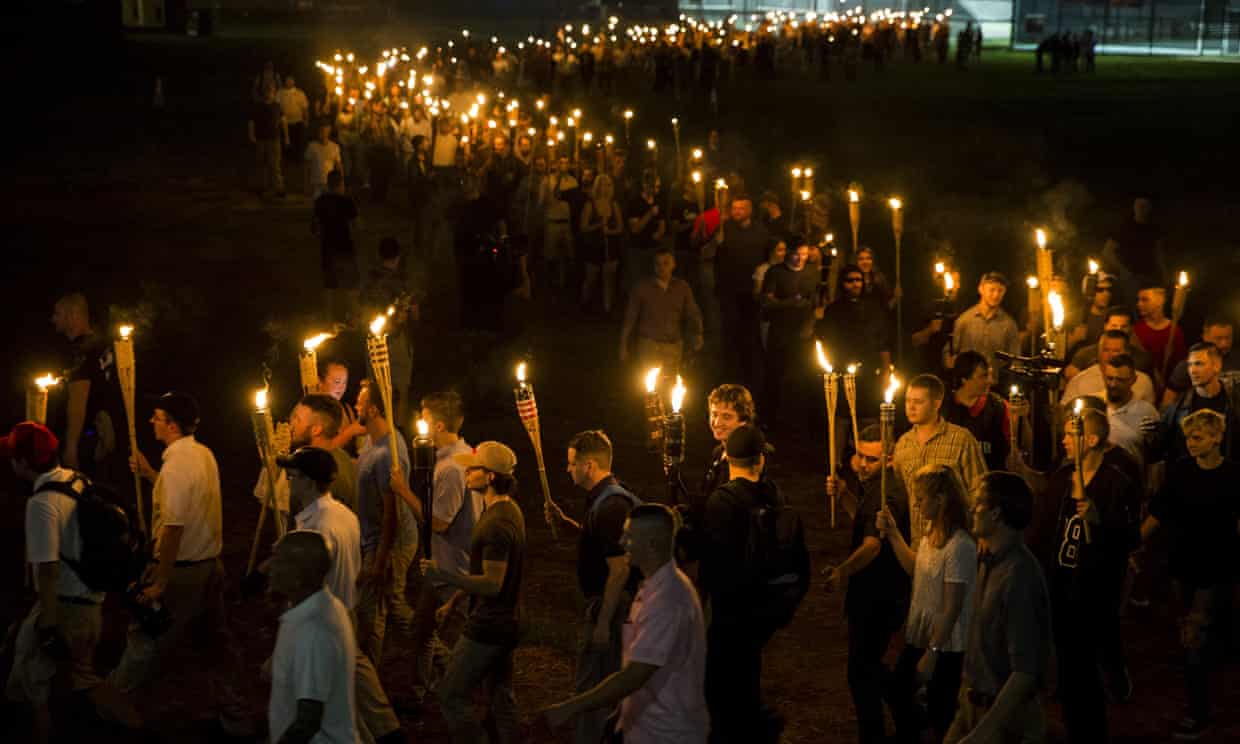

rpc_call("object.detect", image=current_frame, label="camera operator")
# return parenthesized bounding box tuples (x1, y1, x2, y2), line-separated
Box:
(1064, 330, 1156, 408)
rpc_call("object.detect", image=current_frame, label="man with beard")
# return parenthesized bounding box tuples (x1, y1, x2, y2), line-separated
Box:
(817, 263, 893, 408)
(1100, 354, 1159, 473)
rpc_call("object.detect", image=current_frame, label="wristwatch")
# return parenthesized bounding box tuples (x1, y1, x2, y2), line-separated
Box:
(928, 644, 943, 655)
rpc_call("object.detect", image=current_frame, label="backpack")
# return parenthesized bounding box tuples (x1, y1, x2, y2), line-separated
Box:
(40, 474, 146, 593)
(717, 480, 811, 629)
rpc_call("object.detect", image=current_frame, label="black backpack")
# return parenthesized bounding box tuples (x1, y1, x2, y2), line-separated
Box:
(718, 480, 812, 629)
(40, 474, 146, 593)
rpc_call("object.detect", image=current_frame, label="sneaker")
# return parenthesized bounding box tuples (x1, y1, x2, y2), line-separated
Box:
(1173, 716, 1209, 740)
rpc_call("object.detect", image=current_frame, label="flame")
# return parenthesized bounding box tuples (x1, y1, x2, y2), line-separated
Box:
(671, 117, 679, 126)
(944, 272, 955, 292)
(583, 131, 594, 143)
(804, 167, 814, 178)
(791, 167, 802, 178)
(715, 178, 728, 190)
(1035, 228, 1047, 249)
(623, 109, 633, 120)
(370, 315, 387, 336)
(846, 363, 859, 375)
(645, 367, 661, 394)
(1073, 398, 1084, 416)
(255, 388, 269, 410)
(815, 340, 832, 373)
(888, 197, 902, 210)
(416, 418, 430, 437)
(691, 148, 703, 161)
(825, 232, 834, 243)
(646, 138, 656, 150)
(671, 376, 686, 413)
(1026, 276, 1039, 289)
(1048, 291, 1065, 330)
(1010, 384, 1020, 398)
(800, 190, 811, 202)
(691, 170, 702, 184)
(516, 362, 527, 383)
(119, 324, 134, 339)
(1088, 259, 1099, 275)
(934, 261, 945, 274)
(1178, 271, 1189, 288)
(34, 373, 59, 391)
(303, 333, 332, 352)
(848, 189, 859, 203)
(883, 374, 901, 404)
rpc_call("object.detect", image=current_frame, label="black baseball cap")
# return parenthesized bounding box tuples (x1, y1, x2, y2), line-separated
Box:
(725, 425, 767, 460)
(153, 391, 200, 432)
(276, 447, 338, 485)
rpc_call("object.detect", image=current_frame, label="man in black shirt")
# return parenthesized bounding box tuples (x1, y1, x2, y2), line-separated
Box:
(825, 424, 911, 744)
(247, 85, 287, 197)
(312, 170, 359, 323)
(625, 171, 666, 295)
(1046, 410, 1136, 743)
(1140, 409, 1240, 741)
(760, 244, 819, 431)
(428, 441, 526, 744)
(713, 195, 772, 389)
(546, 430, 640, 744)
(817, 264, 893, 407)
(942, 351, 1010, 471)
(480, 133, 526, 218)
(701, 425, 784, 743)
(1159, 342, 1240, 463)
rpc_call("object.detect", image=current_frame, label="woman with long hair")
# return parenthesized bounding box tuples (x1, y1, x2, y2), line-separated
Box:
(878, 464, 977, 743)
(578, 174, 624, 314)
(857, 245, 898, 311)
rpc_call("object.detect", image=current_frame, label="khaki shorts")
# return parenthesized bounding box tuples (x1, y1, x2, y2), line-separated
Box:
(6, 599, 103, 704)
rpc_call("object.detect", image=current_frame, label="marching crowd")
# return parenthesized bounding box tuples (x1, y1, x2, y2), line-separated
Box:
(7, 14, 1240, 744)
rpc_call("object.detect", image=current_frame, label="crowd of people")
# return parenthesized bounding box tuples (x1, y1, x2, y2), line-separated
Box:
(6, 11, 1240, 744)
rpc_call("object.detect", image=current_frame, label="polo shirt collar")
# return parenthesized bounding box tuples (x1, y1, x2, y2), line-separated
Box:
(281, 588, 331, 626)
(162, 435, 196, 462)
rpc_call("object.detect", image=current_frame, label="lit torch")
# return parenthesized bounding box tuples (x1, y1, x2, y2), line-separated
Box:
(1026, 276, 1041, 353)
(1070, 398, 1092, 544)
(114, 324, 147, 537)
(644, 367, 665, 453)
(367, 314, 402, 481)
(816, 342, 839, 528)
(247, 387, 285, 575)
(514, 362, 560, 539)
(1047, 289, 1066, 358)
(880, 374, 900, 510)
(1035, 229, 1054, 339)
(26, 373, 60, 427)
(844, 363, 862, 449)
(1163, 271, 1190, 381)
(662, 376, 688, 503)
(848, 187, 861, 257)
(300, 332, 332, 394)
(412, 418, 436, 551)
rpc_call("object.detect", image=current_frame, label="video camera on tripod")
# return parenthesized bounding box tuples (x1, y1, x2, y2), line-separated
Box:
(996, 350, 1064, 389)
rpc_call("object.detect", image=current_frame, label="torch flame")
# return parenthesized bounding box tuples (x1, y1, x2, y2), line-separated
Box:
(1010, 384, 1019, 398)
(1088, 259, 1099, 275)
(1073, 398, 1084, 416)
(1035, 229, 1047, 249)
(624, 109, 633, 120)
(646, 138, 656, 150)
(255, 388, 269, 410)
(815, 340, 832, 373)
(1027, 276, 1039, 289)
(934, 261, 945, 274)
(303, 333, 332, 351)
(883, 374, 900, 404)
(691, 148, 703, 161)
(1178, 271, 1189, 288)
(671, 376, 686, 414)
(1048, 291, 1065, 330)
(715, 178, 728, 190)
(35, 373, 59, 391)
(645, 367, 661, 394)
(516, 362, 527, 384)
(416, 418, 430, 437)
(791, 167, 802, 178)
(119, 324, 134, 339)
(888, 197, 902, 210)
(369, 315, 387, 336)
(691, 170, 702, 184)
(944, 272, 955, 292)
(848, 189, 859, 203)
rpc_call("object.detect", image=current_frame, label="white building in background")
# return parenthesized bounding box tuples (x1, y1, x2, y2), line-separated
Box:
(678, 1, 1015, 45)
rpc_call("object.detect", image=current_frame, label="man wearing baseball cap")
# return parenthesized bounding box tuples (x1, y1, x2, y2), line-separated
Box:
(3, 422, 142, 743)
(424, 441, 527, 744)
(109, 391, 251, 735)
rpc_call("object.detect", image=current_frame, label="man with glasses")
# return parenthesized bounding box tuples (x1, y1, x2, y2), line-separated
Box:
(1064, 330, 1157, 408)
(1066, 306, 1153, 380)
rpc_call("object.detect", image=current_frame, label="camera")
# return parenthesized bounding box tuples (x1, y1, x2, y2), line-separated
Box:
(124, 583, 174, 639)
(995, 350, 1063, 389)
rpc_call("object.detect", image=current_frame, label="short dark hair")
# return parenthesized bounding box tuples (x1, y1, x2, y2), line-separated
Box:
(1100, 329, 1129, 345)
(654, 244, 675, 259)
(421, 392, 464, 433)
(629, 503, 677, 552)
(908, 374, 946, 402)
(977, 471, 1034, 530)
(979, 271, 1009, 288)
(1104, 306, 1135, 323)
(858, 424, 881, 443)
(952, 351, 990, 389)
(1103, 353, 1135, 372)
(708, 384, 756, 423)
(298, 393, 344, 438)
(378, 237, 401, 261)
(1188, 342, 1222, 361)
(1081, 408, 1110, 446)
(1203, 315, 1234, 331)
(568, 430, 613, 470)
(359, 379, 386, 418)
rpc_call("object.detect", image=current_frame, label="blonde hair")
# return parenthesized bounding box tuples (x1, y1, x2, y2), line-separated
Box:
(592, 173, 614, 201)
(1181, 408, 1226, 437)
(912, 464, 970, 547)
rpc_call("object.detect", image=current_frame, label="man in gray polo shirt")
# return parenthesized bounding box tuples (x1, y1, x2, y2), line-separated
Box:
(945, 472, 1051, 744)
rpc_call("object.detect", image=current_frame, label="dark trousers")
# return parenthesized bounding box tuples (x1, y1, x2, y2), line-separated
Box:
(846, 613, 901, 744)
(1051, 582, 1108, 743)
(763, 328, 809, 430)
(1176, 581, 1230, 722)
(717, 293, 761, 390)
(888, 645, 965, 742)
(705, 616, 774, 744)
(366, 146, 396, 203)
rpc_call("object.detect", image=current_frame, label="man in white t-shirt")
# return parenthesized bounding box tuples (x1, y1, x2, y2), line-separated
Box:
(278, 446, 405, 744)
(304, 121, 344, 199)
(108, 392, 251, 735)
(1064, 330, 1156, 408)
(3, 422, 142, 743)
(276, 76, 310, 160)
(540, 504, 709, 744)
(268, 530, 358, 744)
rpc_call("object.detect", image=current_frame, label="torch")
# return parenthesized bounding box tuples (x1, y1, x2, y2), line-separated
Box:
(844, 364, 862, 450)
(1025, 277, 1041, 354)
(1070, 398, 1092, 544)
(646, 138, 657, 166)
(1008, 385, 1024, 457)
(623, 109, 633, 146)
(300, 333, 332, 394)
(1047, 289, 1067, 361)
(412, 418, 436, 555)
(824, 234, 840, 305)
(790, 167, 803, 224)
(114, 324, 147, 537)
(671, 117, 681, 181)
(692, 170, 704, 213)
(247, 387, 286, 575)
(848, 188, 861, 256)
(1035, 229, 1054, 339)
(803, 167, 815, 199)
(880, 373, 900, 511)
(714, 178, 728, 211)
(514, 362, 560, 539)
(889, 197, 905, 364)
(1084, 258, 1100, 301)
(26, 373, 60, 426)
(816, 342, 839, 528)
(367, 313, 402, 482)
(662, 376, 688, 504)
(1163, 271, 1190, 383)
(644, 367, 665, 454)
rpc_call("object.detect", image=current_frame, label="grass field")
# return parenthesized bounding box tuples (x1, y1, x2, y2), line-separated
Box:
(3, 14, 1240, 743)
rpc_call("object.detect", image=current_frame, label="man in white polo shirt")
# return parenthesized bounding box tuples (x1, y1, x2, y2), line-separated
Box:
(109, 392, 250, 734)
(3, 422, 142, 743)
(540, 503, 710, 744)
(268, 530, 358, 744)
(278, 446, 404, 744)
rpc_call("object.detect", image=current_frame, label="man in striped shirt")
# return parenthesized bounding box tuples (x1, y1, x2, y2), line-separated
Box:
(893, 374, 989, 545)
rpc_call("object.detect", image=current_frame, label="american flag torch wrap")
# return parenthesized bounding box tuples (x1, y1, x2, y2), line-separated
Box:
(515, 362, 559, 539)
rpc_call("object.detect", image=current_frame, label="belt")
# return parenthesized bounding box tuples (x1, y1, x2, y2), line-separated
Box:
(965, 688, 996, 708)
(58, 595, 101, 606)
(174, 557, 217, 568)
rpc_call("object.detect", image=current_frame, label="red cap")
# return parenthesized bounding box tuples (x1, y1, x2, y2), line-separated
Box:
(0, 422, 60, 469)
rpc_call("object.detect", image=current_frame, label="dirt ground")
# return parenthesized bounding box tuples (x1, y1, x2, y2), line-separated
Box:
(3, 15, 1240, 744)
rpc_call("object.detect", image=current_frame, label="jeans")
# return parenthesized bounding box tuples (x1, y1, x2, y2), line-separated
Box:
(888, 645, 965, 742)
(355, 540, 417, 666)
(438, 636, 518, 744)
